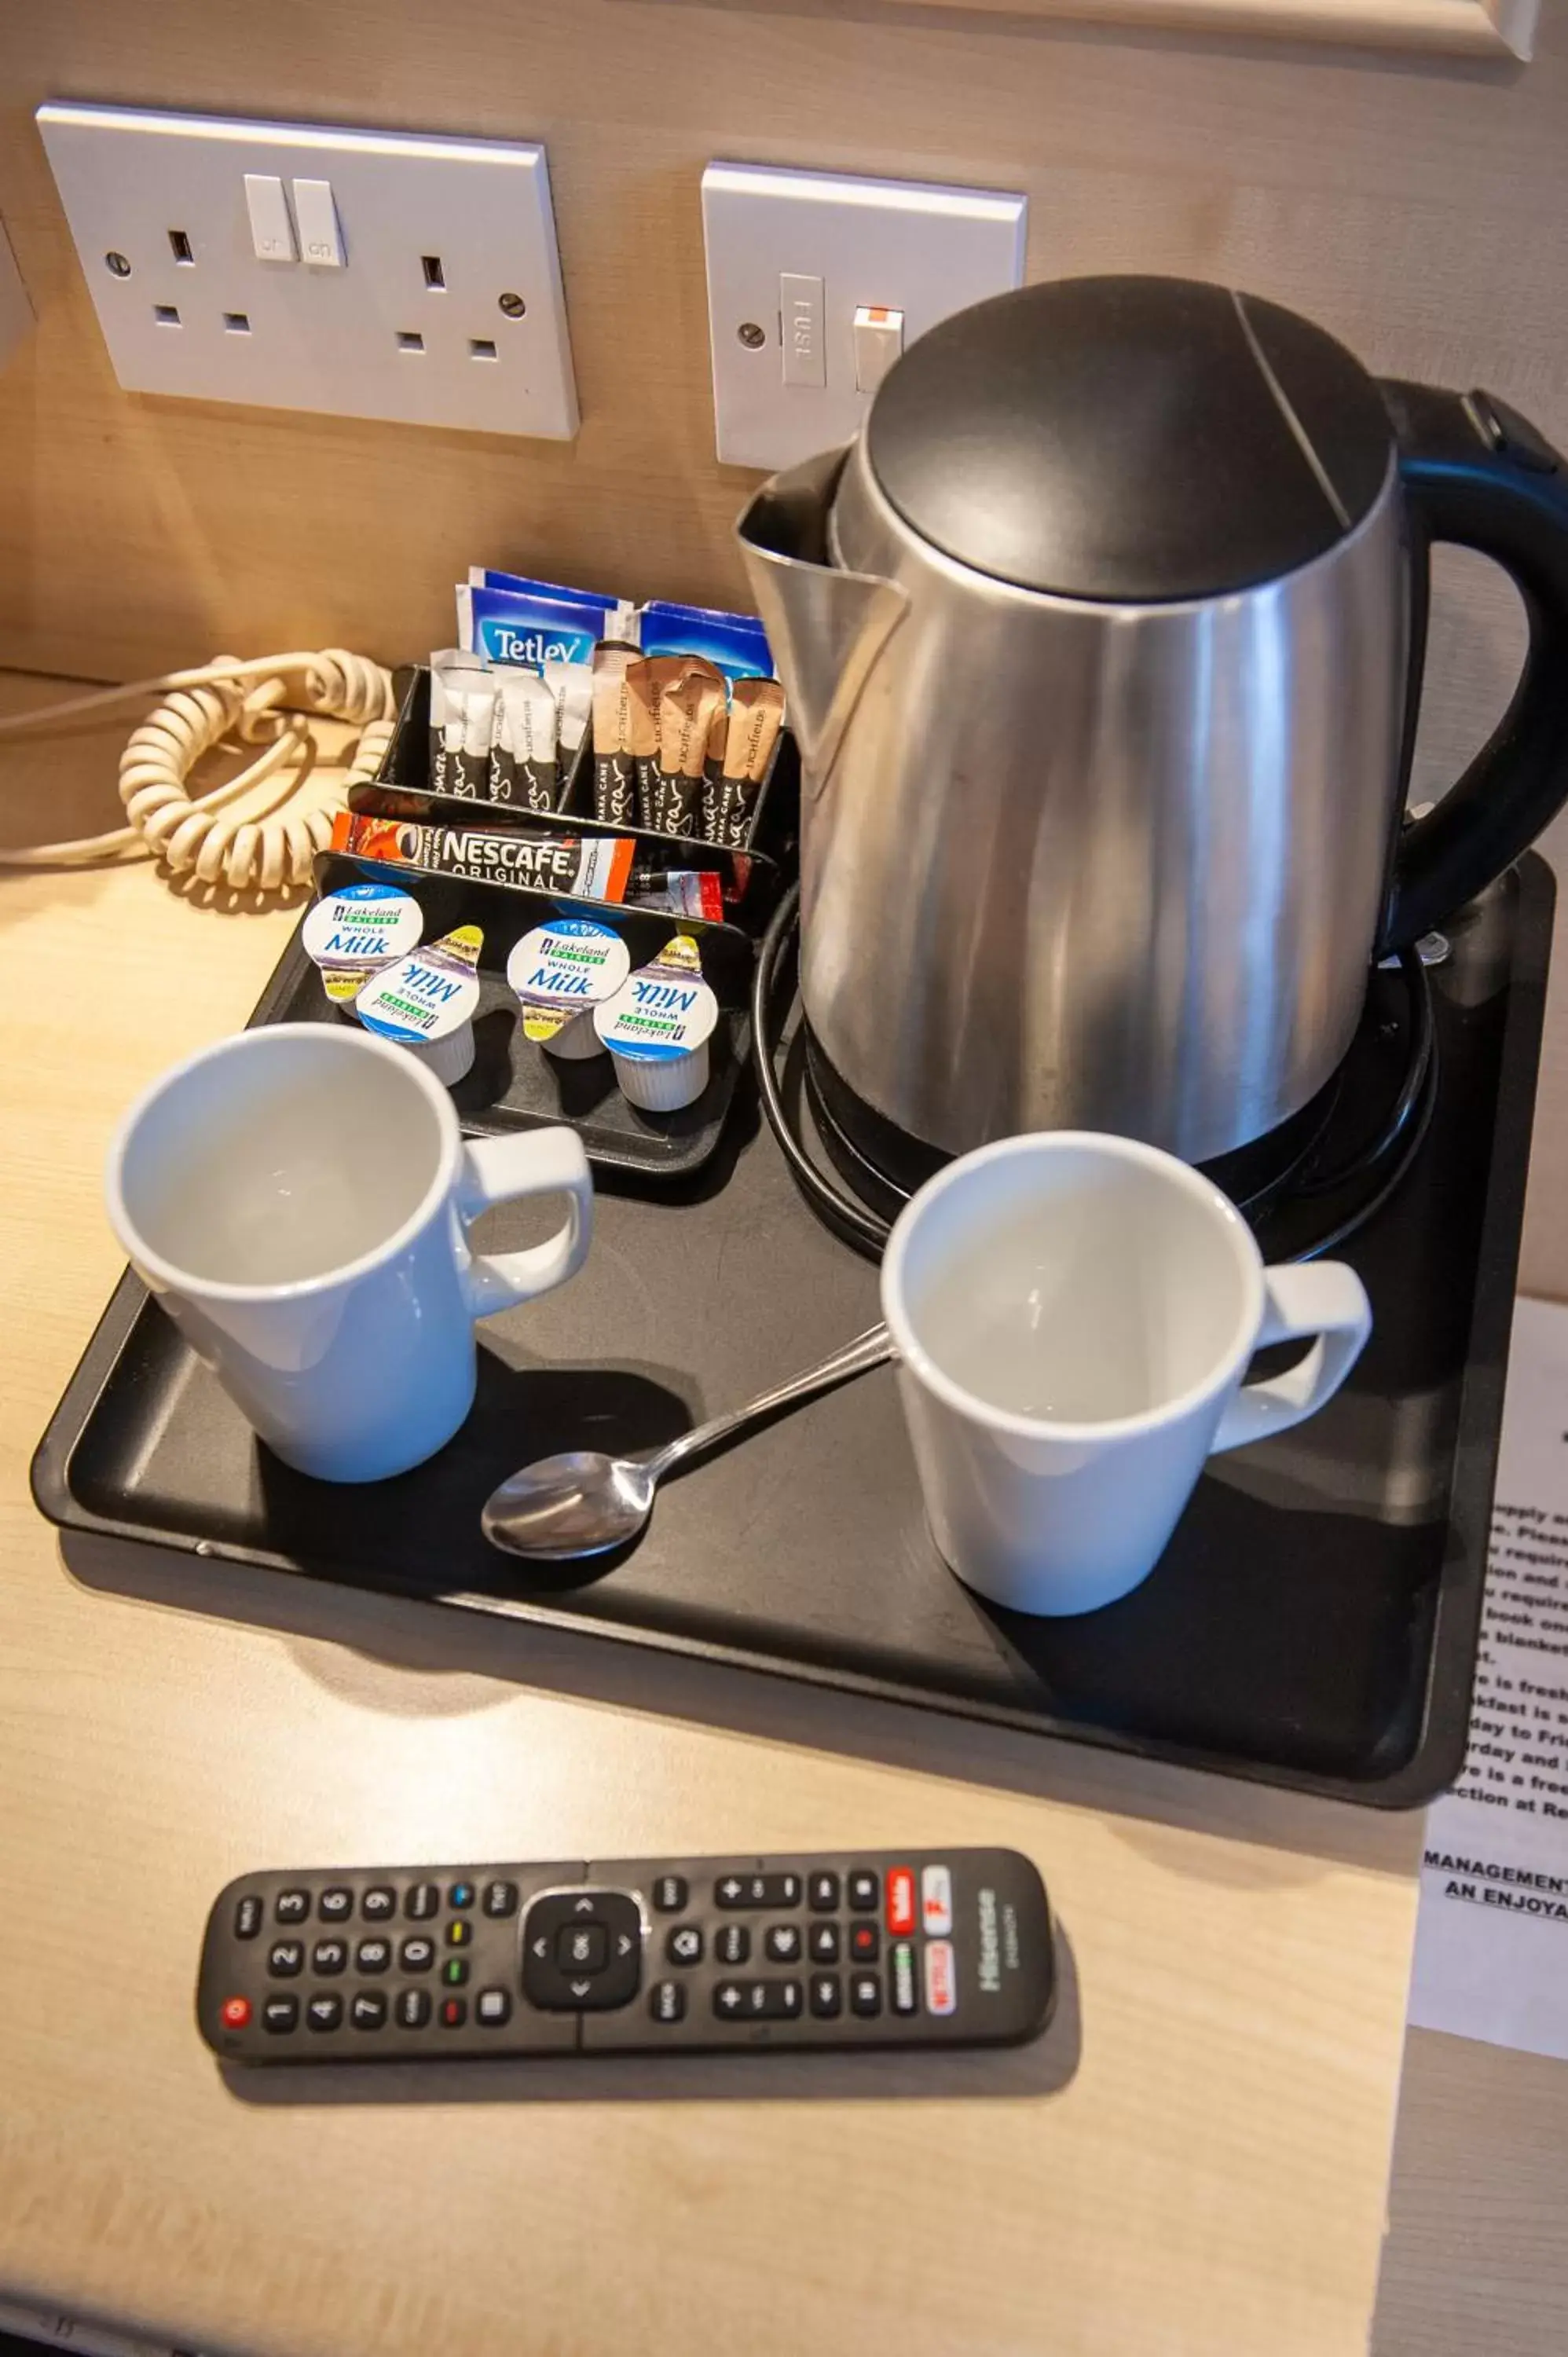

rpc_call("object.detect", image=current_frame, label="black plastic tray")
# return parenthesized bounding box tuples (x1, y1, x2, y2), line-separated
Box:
(288, 850, 757, 1182)
(31, 861, 1552, 1809)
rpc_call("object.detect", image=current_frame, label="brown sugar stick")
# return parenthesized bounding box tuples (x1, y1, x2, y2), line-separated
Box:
(654, 667, 727, 838)
(625, 658, 665, 829)
(716, 676, 785, 845)
(591, 643, 638, 826)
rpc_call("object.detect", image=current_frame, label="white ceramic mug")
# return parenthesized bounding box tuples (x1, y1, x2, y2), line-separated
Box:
(880, 1132, 1372, 1617)
(105, 1025, 594, 1483)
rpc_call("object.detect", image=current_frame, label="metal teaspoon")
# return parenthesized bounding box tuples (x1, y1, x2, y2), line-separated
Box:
(481, 1322, 893, 1562)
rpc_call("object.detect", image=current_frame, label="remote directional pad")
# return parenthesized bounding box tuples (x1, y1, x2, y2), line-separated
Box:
(522, 1889, 642, 2011)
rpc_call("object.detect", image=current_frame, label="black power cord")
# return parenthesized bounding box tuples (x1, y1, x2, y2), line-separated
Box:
(752, 880, 1439, 1265)
(753, 882, 891, 1255)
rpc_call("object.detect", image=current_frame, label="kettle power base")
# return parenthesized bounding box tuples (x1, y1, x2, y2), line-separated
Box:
(31, 860, 1551, 1811)
(797, 998, 1413, 1255)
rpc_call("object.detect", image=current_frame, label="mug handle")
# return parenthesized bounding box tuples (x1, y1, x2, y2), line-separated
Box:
(456, 1129, 594, 1318)
(1210, 1263, 1372, 1453)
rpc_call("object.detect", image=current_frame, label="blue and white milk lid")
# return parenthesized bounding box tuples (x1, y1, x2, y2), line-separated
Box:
(593, 933, 719, 1064)
(506, 917, 632, 1045)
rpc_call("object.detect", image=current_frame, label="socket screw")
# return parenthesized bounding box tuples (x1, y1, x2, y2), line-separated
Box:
(736, 321, 768, 350)
(104, 251, 132, 278)
(497, 291, 527, 318)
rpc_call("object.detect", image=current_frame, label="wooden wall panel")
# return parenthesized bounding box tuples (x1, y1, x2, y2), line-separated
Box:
(0, 0, 1564, 798)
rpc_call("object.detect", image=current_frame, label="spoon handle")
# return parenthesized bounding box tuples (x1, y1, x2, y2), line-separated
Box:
(644, 1323, 893, 1485)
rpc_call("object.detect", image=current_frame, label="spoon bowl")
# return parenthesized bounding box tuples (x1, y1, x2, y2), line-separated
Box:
(482, 1450, 657, 1561)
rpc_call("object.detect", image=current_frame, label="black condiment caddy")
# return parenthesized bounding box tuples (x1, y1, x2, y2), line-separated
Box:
(288, 663, 801, 1182)
(357, 665, 797, 939)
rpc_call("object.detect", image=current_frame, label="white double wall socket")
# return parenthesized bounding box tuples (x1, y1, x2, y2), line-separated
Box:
(37, 104, 579, 439)
(702, 163, 1028, 471)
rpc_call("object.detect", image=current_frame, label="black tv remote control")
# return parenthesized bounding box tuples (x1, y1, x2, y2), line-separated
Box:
(198, 1848, 1053, 2062)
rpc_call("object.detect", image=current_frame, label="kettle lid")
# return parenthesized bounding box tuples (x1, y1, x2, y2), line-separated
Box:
(864, 276, 1394, 603)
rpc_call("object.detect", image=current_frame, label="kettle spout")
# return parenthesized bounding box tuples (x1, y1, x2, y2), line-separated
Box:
(736, 447, 908, 787)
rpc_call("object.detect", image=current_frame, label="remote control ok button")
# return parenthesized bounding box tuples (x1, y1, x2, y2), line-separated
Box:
(522, 1890, 642, 2012)
(557, 1923, 607, 1974)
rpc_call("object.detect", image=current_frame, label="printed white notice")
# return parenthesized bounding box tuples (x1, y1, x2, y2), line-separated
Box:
(1408, 1296, 1568, 2058)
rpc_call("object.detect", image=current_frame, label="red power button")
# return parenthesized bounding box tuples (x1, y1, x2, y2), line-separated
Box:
(220, 1995, 251, 2029)
(886, 1868, 915, 1936)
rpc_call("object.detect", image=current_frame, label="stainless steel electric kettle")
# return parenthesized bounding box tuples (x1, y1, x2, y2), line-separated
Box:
(737, 275, 1568, 1167)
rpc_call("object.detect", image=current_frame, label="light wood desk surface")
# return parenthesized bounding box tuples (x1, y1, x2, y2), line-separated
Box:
(0, 678, 1556, 2357)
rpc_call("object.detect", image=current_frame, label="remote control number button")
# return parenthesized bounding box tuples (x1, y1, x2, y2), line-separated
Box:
(355, 1937, 391, 1974)
(306, 1994, 343, 2033)
(361, 1887, 396, 1922)
(274, 1890, 310, 1925)
(262, 1996, 298, 2033)
(317, 1887, 353, 1923)
(312, 1939, 347, 1976)
(400, 1936, 435, 1972)
(267, 1940, 303, 1978)
(350, 1991, 387, 2030)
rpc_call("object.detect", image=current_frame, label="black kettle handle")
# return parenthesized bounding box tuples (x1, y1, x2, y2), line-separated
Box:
(1379, 380, 1568, 955)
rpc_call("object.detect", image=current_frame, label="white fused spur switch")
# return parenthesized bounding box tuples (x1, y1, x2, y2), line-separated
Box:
(37, 102, 578, 438)
(702, 161, 1025, 471)
(852, 304, 903, 396)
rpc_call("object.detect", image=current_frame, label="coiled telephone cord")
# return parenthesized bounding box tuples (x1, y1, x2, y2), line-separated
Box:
(0, 649, 396, 891)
